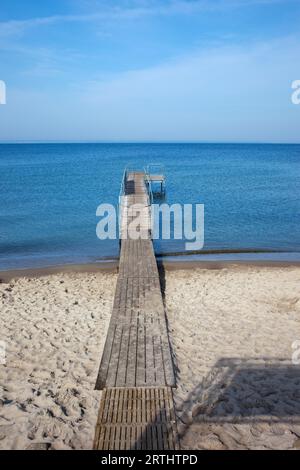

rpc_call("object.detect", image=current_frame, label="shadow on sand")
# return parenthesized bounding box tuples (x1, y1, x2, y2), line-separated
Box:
(176, 357, 300, 442)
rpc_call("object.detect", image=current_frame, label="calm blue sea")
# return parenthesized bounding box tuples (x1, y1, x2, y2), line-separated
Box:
(0, 143, 300, 271)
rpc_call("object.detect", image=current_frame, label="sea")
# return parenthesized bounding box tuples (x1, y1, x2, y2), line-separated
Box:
(0, 143, 300, 271)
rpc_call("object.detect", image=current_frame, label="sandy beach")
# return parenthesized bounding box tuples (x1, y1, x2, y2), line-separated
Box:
(0, 271, 117, 450)
(166, 266, 300, 450)
(1, 265, 300, 450)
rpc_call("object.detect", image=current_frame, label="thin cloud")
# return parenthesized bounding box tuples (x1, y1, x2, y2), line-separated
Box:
(0, 0, 297, 38)
(2, 33, 299, 142)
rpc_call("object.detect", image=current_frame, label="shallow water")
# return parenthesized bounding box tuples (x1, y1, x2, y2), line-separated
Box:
(0, 143, 299, 270)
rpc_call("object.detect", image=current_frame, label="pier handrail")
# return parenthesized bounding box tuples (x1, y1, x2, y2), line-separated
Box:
(118, 168, 128, 238)
(118, 166, 154, 240)
(144, 163, 166, 202)
(145, 163, 165, 179)
(145, 173, 154, 205)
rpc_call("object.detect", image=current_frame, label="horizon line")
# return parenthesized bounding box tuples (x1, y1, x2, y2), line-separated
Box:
(1, 140, 300, 145)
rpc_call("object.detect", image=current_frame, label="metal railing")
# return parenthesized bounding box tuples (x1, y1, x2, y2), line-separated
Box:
(144, 164, 166, 200)
(118, 166, 153, 240)
(145, 163, 165, 178)
(118, 168, 128, 239)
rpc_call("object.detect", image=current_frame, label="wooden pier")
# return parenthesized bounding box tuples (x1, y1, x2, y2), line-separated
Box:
(94, 170, 179, 450)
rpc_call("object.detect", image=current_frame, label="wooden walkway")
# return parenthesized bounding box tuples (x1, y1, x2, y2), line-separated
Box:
(94, 171, 179, 450)
(94, 387, 179, 450)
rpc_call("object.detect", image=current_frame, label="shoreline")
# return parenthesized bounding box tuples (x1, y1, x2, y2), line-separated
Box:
(0, 261, 119, 282)
(1, 256, 300, 281)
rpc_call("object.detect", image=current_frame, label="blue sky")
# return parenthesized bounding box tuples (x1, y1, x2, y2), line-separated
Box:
(0, 0, 300, 142)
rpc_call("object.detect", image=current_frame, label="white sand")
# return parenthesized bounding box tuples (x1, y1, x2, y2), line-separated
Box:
(1, 266, 300, 450)
(0, 272, 117, 450)
(166, 267, 300, 450)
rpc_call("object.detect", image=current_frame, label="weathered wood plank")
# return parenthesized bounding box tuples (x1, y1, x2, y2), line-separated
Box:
(95, 170, 177, 449)
(95, 322, 118, 390)
(96, 272, 175, 388)
(94, 387, 179, 450)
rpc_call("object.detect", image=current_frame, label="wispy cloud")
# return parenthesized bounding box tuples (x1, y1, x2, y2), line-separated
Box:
(0, 0, 298, 38)
(2, 33, 299, 142)
(1, 0, 299, 142)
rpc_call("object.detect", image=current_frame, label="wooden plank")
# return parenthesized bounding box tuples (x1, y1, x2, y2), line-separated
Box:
(95, 301, 175, 388)
(95, 322, 117, 390)
(115, 322, 130, 387)
(114, 425, 120, 450)
(126, 305, 138, 387)
(95, 169, 177, 454)
(118, 241, 158, 278)
(94, 387, 179, 450)
(105, 323, 123, 387)
(96, 265, 175, 389)
(136, 313, 146, 386)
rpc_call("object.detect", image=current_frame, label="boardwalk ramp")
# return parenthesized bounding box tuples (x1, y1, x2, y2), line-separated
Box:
(94, 170, 178, 450)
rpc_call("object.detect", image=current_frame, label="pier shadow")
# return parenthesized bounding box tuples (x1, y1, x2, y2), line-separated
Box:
(117, 357, 300, 450)
(157, 261, 180, 384)
(152, 191, 166, 202)
(177, 357, 300, 442)
(124, 179, 136, 195)
(157, 262, 166, 302)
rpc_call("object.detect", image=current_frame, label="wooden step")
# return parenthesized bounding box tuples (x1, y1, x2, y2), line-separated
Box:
(94, 387, 179, 450)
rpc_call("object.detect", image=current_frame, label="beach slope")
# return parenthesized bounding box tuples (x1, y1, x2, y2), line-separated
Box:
(1, 266, 300, 450)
